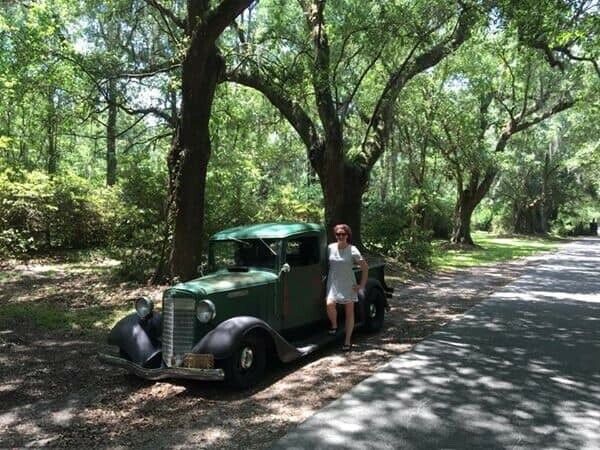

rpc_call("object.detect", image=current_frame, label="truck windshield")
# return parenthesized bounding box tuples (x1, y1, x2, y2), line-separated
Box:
(209, 239, 280, 272)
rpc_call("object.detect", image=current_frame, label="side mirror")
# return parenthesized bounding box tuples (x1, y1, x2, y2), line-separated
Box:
(279, 263, 291, 276)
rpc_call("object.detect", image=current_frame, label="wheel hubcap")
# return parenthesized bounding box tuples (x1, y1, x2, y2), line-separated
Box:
(240, 347, 254, 370)
(369, 303, 377, 319)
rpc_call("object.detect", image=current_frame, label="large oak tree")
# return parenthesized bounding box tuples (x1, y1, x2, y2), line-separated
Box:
(145, 0, 254, 281)
(228, 0, 479, 245)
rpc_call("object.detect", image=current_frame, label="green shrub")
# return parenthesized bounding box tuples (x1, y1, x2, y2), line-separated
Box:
(255, 183, 322, 223)
(391, 228, 433, 269)
(0, 170, 55, 255)
(362, 199, 433, 268)
(0, 169, 123, 255)
(422, 198, 453, 239)
(362, 198, 411, 253)
(107, 163, 168, 282)
(0, 228, 37, 256)
(472, 199, 495, 232)
(49, 174, 120, 248)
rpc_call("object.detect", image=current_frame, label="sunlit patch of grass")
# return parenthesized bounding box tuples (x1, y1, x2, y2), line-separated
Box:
(0, 303, 130, 334)
(432, 231, 563, 269)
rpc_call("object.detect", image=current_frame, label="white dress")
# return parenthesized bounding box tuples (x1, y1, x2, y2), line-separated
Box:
(326, 243, 364, 303)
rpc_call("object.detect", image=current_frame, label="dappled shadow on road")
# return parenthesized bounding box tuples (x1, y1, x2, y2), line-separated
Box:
(273, 240, 600, 450)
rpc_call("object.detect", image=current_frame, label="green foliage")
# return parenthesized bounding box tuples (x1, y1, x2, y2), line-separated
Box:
(106, 161, 168, 282)
(472, 199, 495, 231)
(363, 198, 411, 252)
(391, 228, 434, 269)
(0, 166, 169, 283)
(255, 183, 322, 223)
(0, 0, 598, 282)
(0, 170, 51, 255)
(363, 199, 433, 268)
(0, 169, 120, 256)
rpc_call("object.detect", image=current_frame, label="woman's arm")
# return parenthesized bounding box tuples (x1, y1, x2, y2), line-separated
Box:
(358, 258, 368, 290)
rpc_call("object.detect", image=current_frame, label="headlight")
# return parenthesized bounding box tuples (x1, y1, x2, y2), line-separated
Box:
(135, 297, 154, 319)
(196, 299, 216, 323)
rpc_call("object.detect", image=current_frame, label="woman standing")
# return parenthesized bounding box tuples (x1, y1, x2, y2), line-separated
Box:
(326, 224, 368, 351)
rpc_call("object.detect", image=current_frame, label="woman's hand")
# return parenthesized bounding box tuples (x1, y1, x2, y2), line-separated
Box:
(352, 284, 366, 293)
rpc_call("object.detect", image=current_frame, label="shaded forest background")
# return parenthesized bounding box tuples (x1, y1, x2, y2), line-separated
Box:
(0, 0, 598, 282)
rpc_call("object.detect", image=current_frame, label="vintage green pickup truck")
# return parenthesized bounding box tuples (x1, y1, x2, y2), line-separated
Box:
(99, 222, 393, 388)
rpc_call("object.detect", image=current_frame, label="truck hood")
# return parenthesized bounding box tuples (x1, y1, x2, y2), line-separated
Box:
(169, 270, 278, 297)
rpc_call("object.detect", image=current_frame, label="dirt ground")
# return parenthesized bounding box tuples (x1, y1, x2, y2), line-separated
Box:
(0, 252, 551, 449)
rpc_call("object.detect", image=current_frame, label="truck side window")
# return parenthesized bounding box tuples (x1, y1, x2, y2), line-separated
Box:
(286, 237, 320, 267)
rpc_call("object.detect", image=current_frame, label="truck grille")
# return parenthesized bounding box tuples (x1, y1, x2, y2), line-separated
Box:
(162, 296, 196, 367)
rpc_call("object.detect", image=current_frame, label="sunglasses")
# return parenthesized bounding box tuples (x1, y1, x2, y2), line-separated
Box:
(335, 232, 347, 237)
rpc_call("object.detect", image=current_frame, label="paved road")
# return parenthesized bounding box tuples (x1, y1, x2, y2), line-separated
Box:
(272, 238, 600, 450)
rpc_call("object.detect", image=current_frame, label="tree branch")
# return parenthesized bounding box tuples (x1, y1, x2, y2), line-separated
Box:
(119, 64, 181, 79)
(202, 0, 256, 43)
(495, 96, 576, 152)
(144, 0, 186, 30)
(361, 4, 478, 168)
(226, 68, 321, 155)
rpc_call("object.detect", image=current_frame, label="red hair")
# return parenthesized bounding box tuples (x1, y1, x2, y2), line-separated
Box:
(333, 224, 352, 243)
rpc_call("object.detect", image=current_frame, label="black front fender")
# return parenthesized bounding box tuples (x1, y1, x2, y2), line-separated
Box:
(107, 312, 162, 368)
(192, 316, 302, 363)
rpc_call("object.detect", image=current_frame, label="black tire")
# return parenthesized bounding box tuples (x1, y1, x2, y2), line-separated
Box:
(223, 333, 266, 389)
(364, 288, 385, 332)
(119, 348, 131, 360)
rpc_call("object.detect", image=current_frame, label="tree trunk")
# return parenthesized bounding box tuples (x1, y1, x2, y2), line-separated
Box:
(451, 193, 476, 245)
(106, 78, 117, 186)
(451, 169, 497, 245)
(313, 138, 345, 241)
(149, 0, 252, 283)
(19, 108, 29, 167)
(46, 89, 58, 175)
(168, 46, 222, 282)
(339, 164, 369, 249)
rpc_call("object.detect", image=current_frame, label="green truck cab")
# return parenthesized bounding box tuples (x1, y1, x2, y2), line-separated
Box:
(99, 222, 393, 388)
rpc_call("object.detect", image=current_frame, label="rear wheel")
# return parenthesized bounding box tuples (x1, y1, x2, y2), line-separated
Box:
(364, 288, 385, 332)
(223, 333, 266, 389)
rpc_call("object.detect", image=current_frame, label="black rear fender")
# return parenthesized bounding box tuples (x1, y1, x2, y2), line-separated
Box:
(358, 279, 386, 321)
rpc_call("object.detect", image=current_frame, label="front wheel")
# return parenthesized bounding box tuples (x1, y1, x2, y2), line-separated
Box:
(364, 288, 385, 332)
(223, 333, 266, 389)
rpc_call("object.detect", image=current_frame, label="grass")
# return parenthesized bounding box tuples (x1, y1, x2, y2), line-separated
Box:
(432, 231, 563, 269)
(0, 303, 129, 335)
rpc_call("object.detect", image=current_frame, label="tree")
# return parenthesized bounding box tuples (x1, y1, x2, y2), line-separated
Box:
(73, 0, 179, 186)
(0, 1, 87, 175)
(433, 36, 577, 244)
(143, 0, 254, 281)
(495, 104, 600, 234)
(228, 0, 479, 245)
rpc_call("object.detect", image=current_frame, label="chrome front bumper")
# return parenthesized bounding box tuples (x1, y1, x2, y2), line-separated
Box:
(98, 353, 225, 381)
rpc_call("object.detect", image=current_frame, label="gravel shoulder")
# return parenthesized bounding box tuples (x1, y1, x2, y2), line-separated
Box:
(0, 252, 552, 449)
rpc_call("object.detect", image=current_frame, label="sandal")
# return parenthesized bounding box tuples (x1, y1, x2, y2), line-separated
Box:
(342, 343, 352, 352)
(328, 328, 337, 335)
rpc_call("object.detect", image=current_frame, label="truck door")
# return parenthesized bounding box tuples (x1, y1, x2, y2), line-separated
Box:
(281, 235, 326, 330)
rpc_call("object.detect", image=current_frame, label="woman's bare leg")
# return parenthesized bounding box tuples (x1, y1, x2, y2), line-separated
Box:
(343, 302, 354, 345)
(327, 301, 337, 330)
